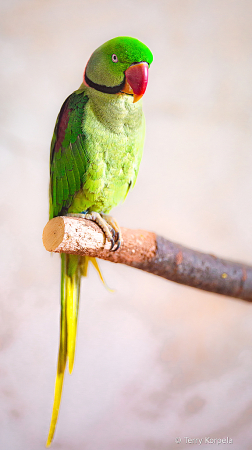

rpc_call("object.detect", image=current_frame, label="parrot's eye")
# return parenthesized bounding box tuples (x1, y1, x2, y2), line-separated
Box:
(111, 54, 118, 63)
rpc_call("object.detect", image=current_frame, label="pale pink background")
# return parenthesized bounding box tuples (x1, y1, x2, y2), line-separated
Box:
(0, 1, 252, 449)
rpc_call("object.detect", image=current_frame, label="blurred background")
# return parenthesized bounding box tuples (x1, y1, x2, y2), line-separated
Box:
(1, 0, 252, 449)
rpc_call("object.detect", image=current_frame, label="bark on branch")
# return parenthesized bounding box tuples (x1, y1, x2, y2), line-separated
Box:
(43, 216, 252, 302)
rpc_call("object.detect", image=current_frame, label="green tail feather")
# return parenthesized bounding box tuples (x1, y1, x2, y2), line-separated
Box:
(46, 254, 109, 446)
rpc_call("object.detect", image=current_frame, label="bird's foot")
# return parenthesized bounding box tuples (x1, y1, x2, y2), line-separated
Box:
(67, 212, 121, 251)
(100, 213, 121, 251)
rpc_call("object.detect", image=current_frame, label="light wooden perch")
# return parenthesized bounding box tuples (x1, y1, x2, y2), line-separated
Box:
(43, 216, 252, 302)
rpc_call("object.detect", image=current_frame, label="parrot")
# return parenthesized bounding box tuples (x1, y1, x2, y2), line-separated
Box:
(47, 36, 153, 446)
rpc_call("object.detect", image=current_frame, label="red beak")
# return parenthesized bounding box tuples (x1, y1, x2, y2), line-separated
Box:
(122, 62, 149, 103)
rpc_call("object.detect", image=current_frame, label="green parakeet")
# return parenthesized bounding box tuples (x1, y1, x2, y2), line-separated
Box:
(47, 36, 153, 446)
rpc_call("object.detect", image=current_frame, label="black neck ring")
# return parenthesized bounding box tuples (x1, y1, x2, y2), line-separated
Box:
(84, 72, 125, 94)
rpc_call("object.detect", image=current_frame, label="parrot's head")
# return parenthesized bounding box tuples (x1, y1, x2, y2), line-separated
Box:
(84, 36, 153, 103)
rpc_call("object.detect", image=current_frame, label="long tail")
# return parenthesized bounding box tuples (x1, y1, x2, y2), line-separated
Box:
(46, 254, 108, 447)
(46, 253, 81, 447)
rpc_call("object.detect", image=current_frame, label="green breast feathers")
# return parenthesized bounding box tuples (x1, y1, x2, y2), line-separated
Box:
(49, 87, 145, 219)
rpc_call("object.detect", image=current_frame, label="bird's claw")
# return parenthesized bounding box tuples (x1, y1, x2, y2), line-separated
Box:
(110, 231, 121, 251)
(100, 213, 121, 252)
(109, 237, 115, 251)
(108, 230, 121, 251)
(67, 211, 121, 252)
(111, 239, 121, 252)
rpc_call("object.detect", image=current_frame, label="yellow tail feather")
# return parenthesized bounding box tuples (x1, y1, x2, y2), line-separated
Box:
(67, 271, 80, 374)
(47, 255, 111, 446)
(46, 254, 68, 447)
(46, 371, 65, 447)
(89, 257, 114, 292)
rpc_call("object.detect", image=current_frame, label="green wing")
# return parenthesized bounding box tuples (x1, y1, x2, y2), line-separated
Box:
(49, 89, 89, 219)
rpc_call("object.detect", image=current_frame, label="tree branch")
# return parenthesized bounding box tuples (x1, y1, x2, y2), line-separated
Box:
(43, 216, 252, 302)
